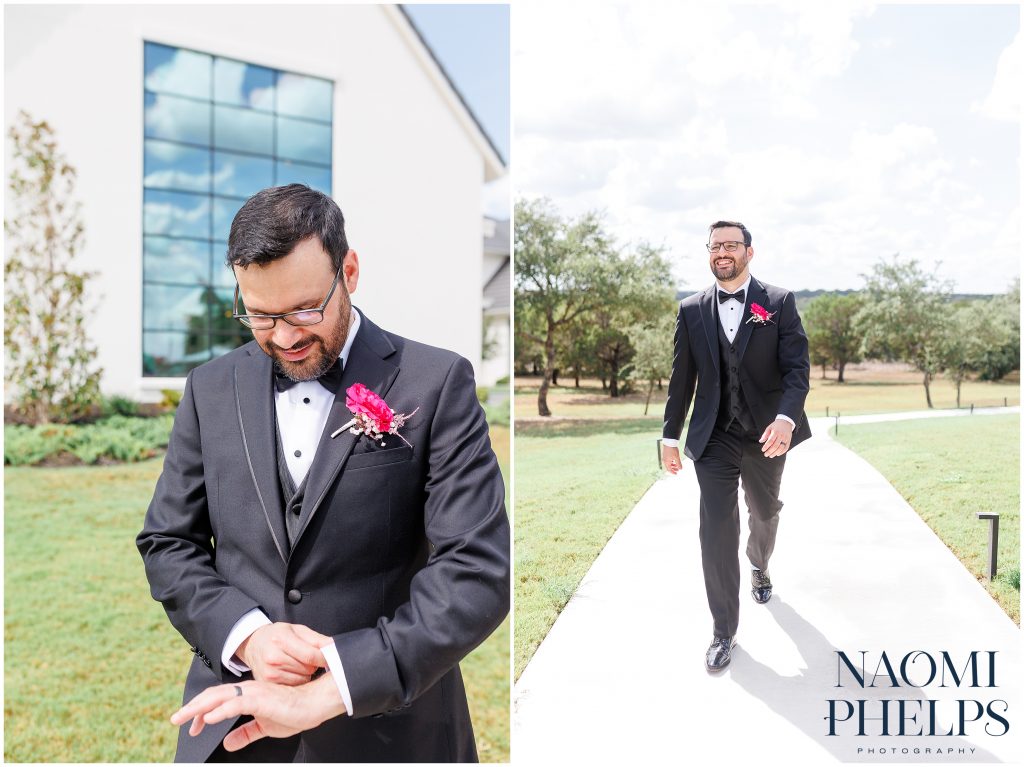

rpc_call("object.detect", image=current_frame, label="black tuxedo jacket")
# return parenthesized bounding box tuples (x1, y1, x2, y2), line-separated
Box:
(662, 276, 811, 461)
(137, 308, 510, 762)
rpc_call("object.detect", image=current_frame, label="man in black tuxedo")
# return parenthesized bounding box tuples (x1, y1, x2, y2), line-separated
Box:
(137, 185, 510, 761)
(661, 221, 810, 672)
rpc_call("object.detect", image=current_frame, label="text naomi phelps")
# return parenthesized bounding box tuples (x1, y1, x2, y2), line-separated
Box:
(825, 650, 1009, 737)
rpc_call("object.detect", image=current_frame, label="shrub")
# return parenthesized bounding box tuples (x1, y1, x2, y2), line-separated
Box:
(1002, 566, 1021, 591)
(160, 389, 183, 410)
(102, 395, 139, 417)
(483, 401, 510, 427)
(4, 413, 174, 466)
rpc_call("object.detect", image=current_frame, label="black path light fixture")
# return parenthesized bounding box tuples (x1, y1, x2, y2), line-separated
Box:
(976, 512, 1000, 580)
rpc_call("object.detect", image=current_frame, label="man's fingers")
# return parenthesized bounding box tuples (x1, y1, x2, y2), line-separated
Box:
(202, 696, 252, 726)
(758, 426, 772, 444)
(223, 719, 269, 752)
(279, 633, 327, 669)
(291, 623, 332, 648)
(173, 683, 248, 735)
(264, 668, 313, 686)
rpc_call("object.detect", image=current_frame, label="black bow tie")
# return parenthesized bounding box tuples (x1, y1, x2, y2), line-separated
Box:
(718, 289, 745, 304)
(274, 357, 343, 393)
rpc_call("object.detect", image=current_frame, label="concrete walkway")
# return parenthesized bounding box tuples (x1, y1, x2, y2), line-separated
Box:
(513, 411, 1021, 764)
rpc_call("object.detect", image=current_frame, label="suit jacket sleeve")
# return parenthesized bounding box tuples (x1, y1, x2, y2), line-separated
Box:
(136, 371, 262, 681)
(775, 291, 811, 423)
(331, 356, 510, 717)
(663, 302, 697, 441)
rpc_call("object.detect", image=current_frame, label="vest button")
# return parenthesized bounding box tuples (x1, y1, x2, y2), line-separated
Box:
(287, 589, 302, 604)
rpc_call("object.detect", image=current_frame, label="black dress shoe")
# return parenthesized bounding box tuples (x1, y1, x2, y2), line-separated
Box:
(752, 567, 772, 604)
(705, 636, 736, 671)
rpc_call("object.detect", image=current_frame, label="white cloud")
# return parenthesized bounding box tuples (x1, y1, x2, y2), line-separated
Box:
(976, 28, 1022, 122)
(514, 2, 1017, 294)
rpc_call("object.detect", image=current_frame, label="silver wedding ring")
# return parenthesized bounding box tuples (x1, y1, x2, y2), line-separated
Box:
(234, 685, 243, 697)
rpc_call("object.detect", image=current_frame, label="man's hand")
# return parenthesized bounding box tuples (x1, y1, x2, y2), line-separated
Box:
(236, 623, 330, 686)
(171, 674, 347, 752)
(662, 444, 683, 474)
(759, 419, 794, 458)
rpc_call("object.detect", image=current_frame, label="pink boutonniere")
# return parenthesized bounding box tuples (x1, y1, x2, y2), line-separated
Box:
(331, 383, 418, 447)
(745, 302, 776, 325)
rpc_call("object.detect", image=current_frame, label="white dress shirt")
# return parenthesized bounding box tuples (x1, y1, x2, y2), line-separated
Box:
(221, 308, 360, 716)
(662, 276, 794, 448)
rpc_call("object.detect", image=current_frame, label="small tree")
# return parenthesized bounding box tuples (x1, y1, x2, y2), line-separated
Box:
(5, 110, 102, 424)
(855, 256, 951, 408)
(514, 198, 612, 416)
(628, 308, 675, 415)
(803, 293, 864, 383)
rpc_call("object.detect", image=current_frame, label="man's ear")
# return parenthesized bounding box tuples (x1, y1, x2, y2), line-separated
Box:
(343, 250, 360, 294)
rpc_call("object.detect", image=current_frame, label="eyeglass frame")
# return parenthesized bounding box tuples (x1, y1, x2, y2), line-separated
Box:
(232, 263, 343, 329)
(706, 241, 748, 254)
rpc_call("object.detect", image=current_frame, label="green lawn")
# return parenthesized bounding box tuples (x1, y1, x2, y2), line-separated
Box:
(4, 423, 511, 763)
(835, 415, 1020, 624)
(514, 418, 662, 678)
(804, 376, 1019, 417)
(513, 374, 1021, 679)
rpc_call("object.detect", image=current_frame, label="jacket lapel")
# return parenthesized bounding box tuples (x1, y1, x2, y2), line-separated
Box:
(698, 286, 719, 374)
(233, 344, 288, 564)
(291, 310, 399, 555)
(735, 276, 767, 363)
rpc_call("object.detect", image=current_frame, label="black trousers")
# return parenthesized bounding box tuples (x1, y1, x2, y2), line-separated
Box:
(692, 421, 786, 638)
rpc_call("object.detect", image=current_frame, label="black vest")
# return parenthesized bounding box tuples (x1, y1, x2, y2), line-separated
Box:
(716, 313, 755, 433)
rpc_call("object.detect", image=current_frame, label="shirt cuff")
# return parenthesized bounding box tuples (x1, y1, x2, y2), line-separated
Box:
(661, 438, 680, 447)
(321, 640, 355, 717)
(775, 413, 796, 428)
(221, 608, 272, 676)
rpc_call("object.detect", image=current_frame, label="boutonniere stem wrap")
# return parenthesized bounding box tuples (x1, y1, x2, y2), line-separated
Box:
(745, 302, 776, 325)
(331, 383, 418, 447)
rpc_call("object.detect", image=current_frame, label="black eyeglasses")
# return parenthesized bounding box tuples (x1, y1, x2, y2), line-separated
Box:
(232, 265, 342, 329)
(707, 241, 746, 254)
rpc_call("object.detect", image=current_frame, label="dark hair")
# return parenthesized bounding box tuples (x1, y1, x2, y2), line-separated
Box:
(226, 184, 349, 270)
(708, 220, 752, 247)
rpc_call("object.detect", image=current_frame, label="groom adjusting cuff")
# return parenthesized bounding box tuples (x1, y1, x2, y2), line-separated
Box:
(223, 608, 355, 717)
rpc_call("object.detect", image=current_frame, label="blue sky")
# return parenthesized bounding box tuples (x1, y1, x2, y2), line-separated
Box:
(515, 2, 1020, 294)
(404, 4, 510, 218)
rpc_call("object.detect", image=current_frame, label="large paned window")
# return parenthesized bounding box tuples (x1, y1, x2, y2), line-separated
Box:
(142, 42, 333, 376)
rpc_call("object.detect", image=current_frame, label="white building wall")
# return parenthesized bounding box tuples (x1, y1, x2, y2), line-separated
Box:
(4, 4, 487, 400)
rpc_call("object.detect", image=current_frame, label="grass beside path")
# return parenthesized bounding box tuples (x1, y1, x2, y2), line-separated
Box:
(514, 418, 662, 678)
(835, 414, 1020, 624)
(515, 366, 1019, 420)
(4, 423, 511, 763)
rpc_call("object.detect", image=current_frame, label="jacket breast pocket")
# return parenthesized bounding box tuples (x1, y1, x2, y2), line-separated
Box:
(345, 445, 414, 470)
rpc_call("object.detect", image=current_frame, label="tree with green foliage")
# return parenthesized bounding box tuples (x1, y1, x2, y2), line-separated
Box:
(559, 314, 600, 388)
(4, 110, 102, 424)
(802, 292, 865, 383)
(855, 256, 952, 408)
(939, 284, 1020, 406)
(628, 308, 676, 414)
(591, 243, 676, 398)
(515, 198, 613, 416)
(973, 280, 1020, 381)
